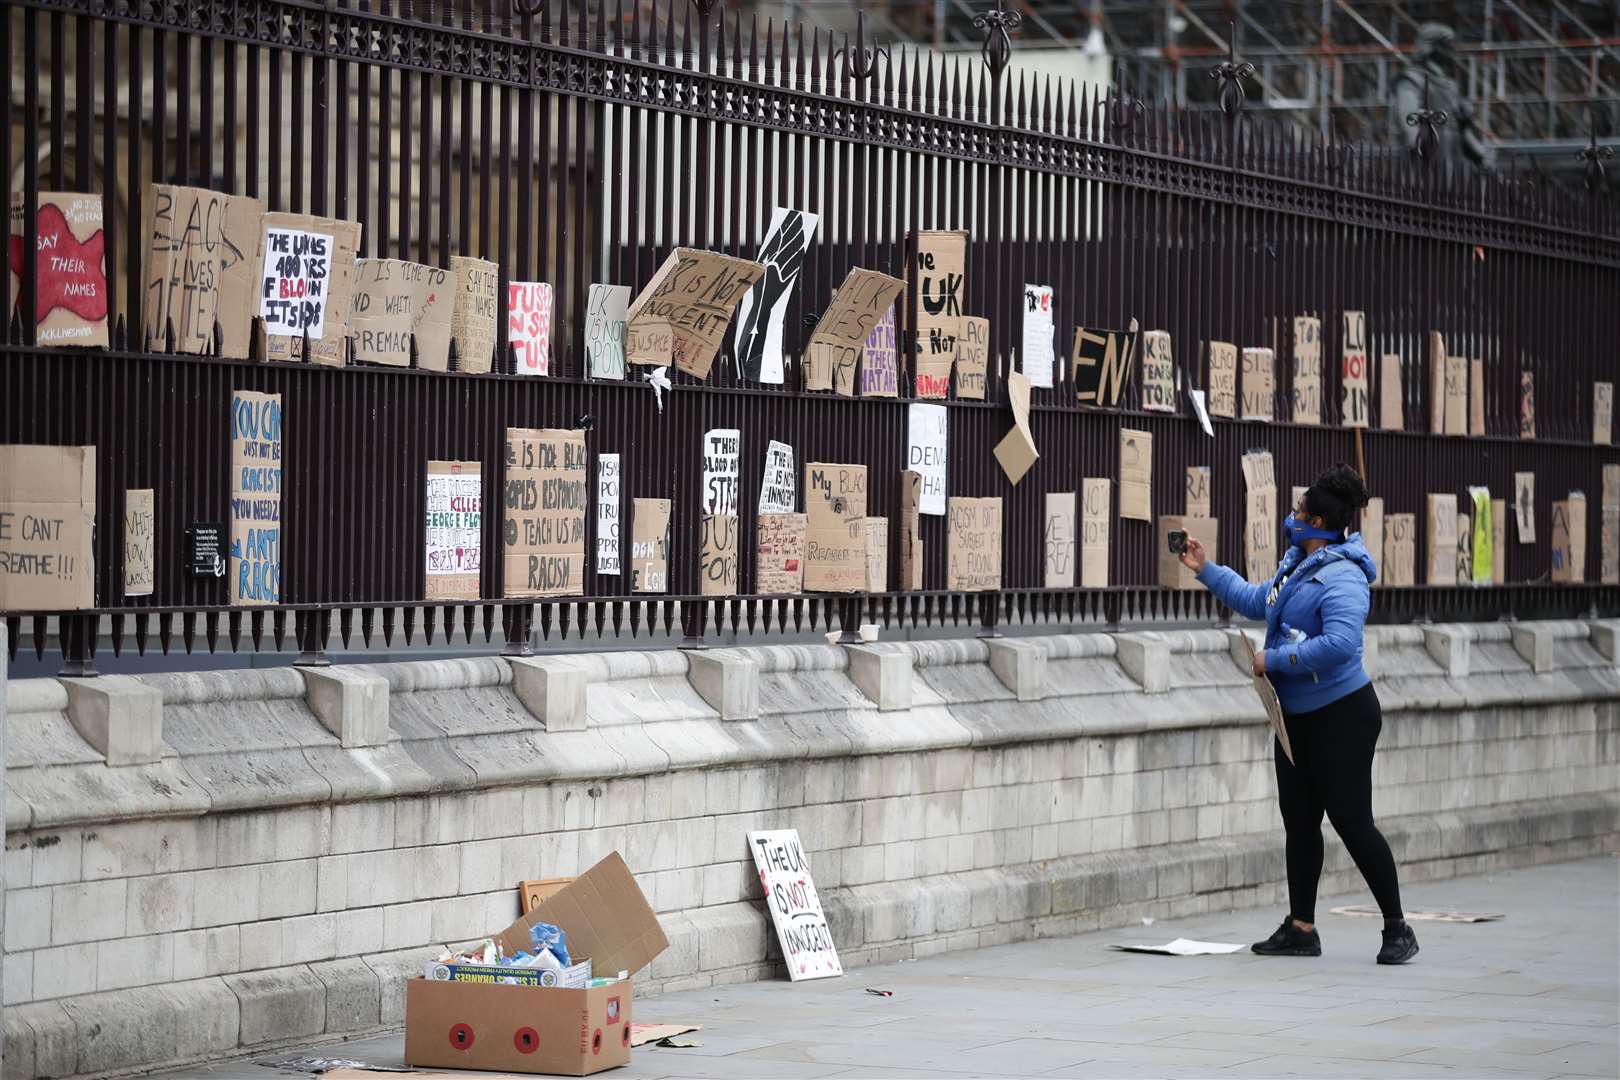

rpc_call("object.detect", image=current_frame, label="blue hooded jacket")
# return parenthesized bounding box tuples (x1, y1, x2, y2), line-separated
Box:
(1196, 533, 1377, 715)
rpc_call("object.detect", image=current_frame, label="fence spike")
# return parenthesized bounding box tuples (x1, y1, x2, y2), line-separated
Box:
(731, 8, 742, 73)
(762, 15, 773, 84)
(680, 1, 692, 70)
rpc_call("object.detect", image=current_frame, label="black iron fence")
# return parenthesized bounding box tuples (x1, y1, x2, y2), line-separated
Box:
(3, 0, 1619, 672)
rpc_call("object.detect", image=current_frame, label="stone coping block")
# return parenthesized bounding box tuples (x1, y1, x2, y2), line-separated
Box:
(1424, 625, 1471, 678)
(1511, 624, 1556, 675)
(1117, 633, 1170, 693)
(844, 644, 913, 711)
(686, 651, 760, 721)
(507, 656, 589, 732)
(60, 675, 164, 767)
(1589, 621, 1620, 665)
(986, 639, 1047, 702)
(299, 667, 390, 748)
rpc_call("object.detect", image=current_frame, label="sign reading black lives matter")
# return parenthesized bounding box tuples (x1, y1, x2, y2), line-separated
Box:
(747, 828, 842, 981)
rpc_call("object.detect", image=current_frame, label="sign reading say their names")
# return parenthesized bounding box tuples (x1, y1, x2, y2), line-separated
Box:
(748, 828, 842, 981)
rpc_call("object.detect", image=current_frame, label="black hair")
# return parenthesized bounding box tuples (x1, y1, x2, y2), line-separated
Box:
(1305, 464, 1370, 534)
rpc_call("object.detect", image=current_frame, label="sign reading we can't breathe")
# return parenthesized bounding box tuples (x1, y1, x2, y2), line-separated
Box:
(747, 829, 842, 982)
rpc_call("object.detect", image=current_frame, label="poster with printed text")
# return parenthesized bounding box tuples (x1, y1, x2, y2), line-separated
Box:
(702, 429, 742, 517)
(585, 283, 630, 380)
(596, 454, 621, 575)
(1022, 284, 1055, 389)
(425, 461, 482, 600)
(759, 440, 797, 515)
(8, 192, 108, 347)
(748, 829, 842, 981)
(1141, 330, 1176, 412)
(508, 280, 554, 376)
(907, 404, 948, 516)
(912, 231, 966, 398)
(230, 390, 283, 605)
(732, 208, 819, 383)
(1340, 311, 1369, 428)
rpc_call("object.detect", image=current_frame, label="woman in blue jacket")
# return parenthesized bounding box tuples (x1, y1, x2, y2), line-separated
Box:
(1179, 464, 1417, 965)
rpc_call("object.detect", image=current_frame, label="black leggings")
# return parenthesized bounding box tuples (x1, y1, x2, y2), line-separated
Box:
(1276, 682, 1403, 923)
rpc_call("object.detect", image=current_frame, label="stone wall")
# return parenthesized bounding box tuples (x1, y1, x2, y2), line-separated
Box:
(3, 621, 1618, 1079)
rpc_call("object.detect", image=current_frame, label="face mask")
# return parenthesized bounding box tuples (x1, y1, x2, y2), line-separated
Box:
(1283, 512, 1343, 546)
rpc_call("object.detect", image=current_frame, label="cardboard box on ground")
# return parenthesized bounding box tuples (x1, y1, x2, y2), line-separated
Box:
(405, 852, 668, 1076)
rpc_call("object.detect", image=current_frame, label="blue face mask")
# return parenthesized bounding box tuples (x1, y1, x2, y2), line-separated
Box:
(1283, 512, 1343, 546)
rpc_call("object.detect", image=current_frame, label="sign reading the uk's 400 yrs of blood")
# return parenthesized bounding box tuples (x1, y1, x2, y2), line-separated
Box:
(747, 829, 842, 982)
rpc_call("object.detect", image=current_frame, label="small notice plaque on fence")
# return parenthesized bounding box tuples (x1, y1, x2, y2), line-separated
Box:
(747, 828, 842, 982)
(187, 523, 227, 579)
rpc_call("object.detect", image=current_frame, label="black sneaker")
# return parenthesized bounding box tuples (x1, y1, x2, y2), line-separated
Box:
(1377, 922, 1419, 965)
(1251, 918, 1322, 957)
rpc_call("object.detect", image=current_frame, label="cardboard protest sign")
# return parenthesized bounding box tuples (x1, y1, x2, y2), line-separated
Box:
(1158, 515, 1216, 589)
(1141, 330, 1176, 413)
(955, 315, 989, 400)
(947, 497, 1002, 591)
(1469, 358, 1485, 436)
(912, 231, 966, 398)
(1081, 477, 1110, 588)
(733, 208, 818, 383)
(449, 255, 499, 373)
(1551, 494, 1586, 583)
(123, 488, 155, 597)
(758, 512, 807, 595)
(993, 371, 1039, 485)
(808, 267, 904, 397)
(1596, 382, 1614, 445)
(425, 461, 482, 600)
(803, 463, 867, 593)
(1428, 331, 1447, 433)
(1469, 487, 1493, 586)
(1514, 471, 1536, 543)
(0, 444, 96, 610)
(350, 259, 455, 368)
(899, 471, 924, 591)
(1383, 512, 1416, 587)
(1380, 353, 1404, 430)
(626, 317, 673, 369)
(1073, 323, 1138, 408)
(141, 184, 262, 357)
(507, 281, 554, 376)
(1361, 497, 1384, 585)
(1601, 465, 1619, 585)
(758, 440, 796, 515)
(1185, 466, 1211, 517)
(1241, 449, 1278, 585)
(747, 829, 842, 981)
(1022, 284, 1055, 389)
(502, 428, 587, 598)
(1340, 312, 1369, 428)
(1044, 492, 1076, 588)
(1292, 316, 1322, 424)
(1456, 510, 1473, 585)
(1492, 498, 1506, 584)
(864, 517, 889, 593)
(701, 428, 742, 517)
(1426, 493, 1458, 585)
(626, 248, 766, 379)
(1119, 428, 1152, 522)
(1242, 347, 1275, 421)
(1519, 371, 1536, 438)
(1290, 486, 1308, 514)
(631, 498, 671, 593)
(1443, 352, 1468, 435)
(1208, 340, 1237, 418)
(596, 454, 621, 575)
(585, 283, 629, 379)
(259, 212, 361, 366)
(907, 403, 948, 515)
(700, 514, 738, 597)
(230, 391, 282, 605)
(9, 192, 108, 347)
(859, 303, 900, 397)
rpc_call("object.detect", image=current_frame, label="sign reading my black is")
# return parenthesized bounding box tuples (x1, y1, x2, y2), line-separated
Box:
(187, 523, 227, 578)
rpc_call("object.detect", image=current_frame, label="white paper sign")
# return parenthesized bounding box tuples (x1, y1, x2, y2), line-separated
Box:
(747, 828, 842, 981)
(1021, 283, 1055, 389)
(759, 440, 796, 515)
(596, 454, 621, 575)
(507, 281, 554, 376)
(585, 283, 629, 380)
(702, 428, 742, 517)
(733, 207, 819, 383)
(907, 402, 948, 517)
(260, 227, 333, 337)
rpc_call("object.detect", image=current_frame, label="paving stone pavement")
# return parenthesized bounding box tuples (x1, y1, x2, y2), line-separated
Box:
(161, 856, 1618, 1080)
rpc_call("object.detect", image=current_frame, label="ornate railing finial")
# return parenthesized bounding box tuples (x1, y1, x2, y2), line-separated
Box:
(1405, 75, 1449, 161)
(1577, 111, 1615, 192)
(973, 0, 1021, 80)
(1108, 67, 1144, 132)
(841, 11, 886, 83)
(1208, 21, 1254, 116)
